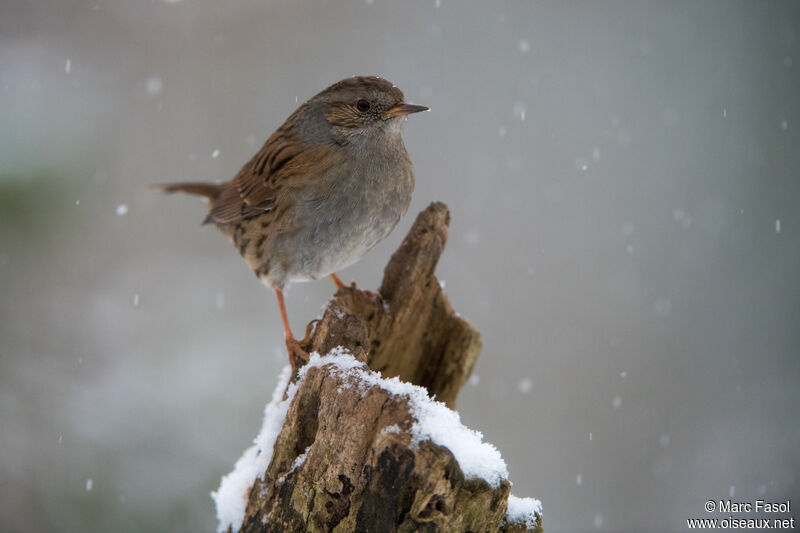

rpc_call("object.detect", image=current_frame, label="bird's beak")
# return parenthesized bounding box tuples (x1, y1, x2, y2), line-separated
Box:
(383, 103, 429, 119)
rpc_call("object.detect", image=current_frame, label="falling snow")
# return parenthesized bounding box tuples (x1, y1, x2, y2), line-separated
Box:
(513, 102, 527, 121)
(85, 478, 93, 492)
(775, 219, 781, 233)
(65, 59, 71, 74)
(212, 149, 220, 159)
(518, 378, 533, 394)
(654, 297, 672, 317)
(612, 396, 622, 409)
(517, 39, 531, 54)
(673, 208, 693, 228)
(145, 75, 163, 96)
(115, 204, 128, 216)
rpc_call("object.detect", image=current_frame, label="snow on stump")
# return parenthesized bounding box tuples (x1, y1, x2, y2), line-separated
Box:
(212, 203, 543, 533)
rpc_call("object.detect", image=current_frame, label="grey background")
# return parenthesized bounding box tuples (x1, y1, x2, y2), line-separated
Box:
(1, 1, 798, 532)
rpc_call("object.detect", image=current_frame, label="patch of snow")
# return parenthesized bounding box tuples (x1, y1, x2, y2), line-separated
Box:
(212, 365, 293, 533)
(278, 446, 311, 483)
(299, 350, 509, 487)
(505, 495, 542, 529)
(380, 424, 402, 436)
(213, 348, 512, 533)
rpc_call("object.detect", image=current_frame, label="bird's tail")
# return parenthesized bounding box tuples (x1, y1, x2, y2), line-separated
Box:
(150, 181, 222, 199)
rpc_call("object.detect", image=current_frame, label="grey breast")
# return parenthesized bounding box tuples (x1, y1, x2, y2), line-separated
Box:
(277, 133, 414, 283)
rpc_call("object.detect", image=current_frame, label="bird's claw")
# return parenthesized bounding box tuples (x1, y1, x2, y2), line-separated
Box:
(286, 337, 310, 375)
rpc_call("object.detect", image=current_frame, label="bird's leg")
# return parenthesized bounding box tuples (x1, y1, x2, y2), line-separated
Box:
(274, 288, 309, 374)
(330, 273, 346, 289)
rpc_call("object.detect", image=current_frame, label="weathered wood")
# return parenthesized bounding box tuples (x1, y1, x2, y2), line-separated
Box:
(234, 203, 541, 533)
(308, 201, 482, 409)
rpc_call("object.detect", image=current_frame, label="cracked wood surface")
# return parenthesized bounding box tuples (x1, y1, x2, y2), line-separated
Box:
(235, 203, 542, 532)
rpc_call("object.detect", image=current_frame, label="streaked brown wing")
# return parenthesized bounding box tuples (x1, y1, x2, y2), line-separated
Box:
(206, 129, 341, 225)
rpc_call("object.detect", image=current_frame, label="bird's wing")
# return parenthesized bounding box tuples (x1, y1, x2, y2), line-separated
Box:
(206, 129, 342, 225)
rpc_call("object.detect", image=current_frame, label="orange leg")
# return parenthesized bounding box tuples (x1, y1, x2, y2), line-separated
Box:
(330, 273, 346, 289)
(274, 289, 309, 373)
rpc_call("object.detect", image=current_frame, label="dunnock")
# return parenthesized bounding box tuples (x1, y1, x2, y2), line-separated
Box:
(155, 76, 427, 372)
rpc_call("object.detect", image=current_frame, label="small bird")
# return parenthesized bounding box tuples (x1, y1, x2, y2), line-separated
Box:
(155, 76, 427, 372)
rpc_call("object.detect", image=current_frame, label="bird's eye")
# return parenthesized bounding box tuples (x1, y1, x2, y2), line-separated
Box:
(356, 99, 371, 112)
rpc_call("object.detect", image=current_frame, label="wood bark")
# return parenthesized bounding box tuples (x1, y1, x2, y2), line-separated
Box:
(237, 202, 542, 533)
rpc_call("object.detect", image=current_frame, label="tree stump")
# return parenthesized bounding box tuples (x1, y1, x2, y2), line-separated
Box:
(213, 203, 542, 533)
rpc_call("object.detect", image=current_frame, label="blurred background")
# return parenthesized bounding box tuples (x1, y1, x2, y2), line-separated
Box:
(1, 1, 798, 531)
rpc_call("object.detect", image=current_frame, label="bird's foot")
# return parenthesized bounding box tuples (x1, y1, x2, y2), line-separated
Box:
(286, 337, 310, 375)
